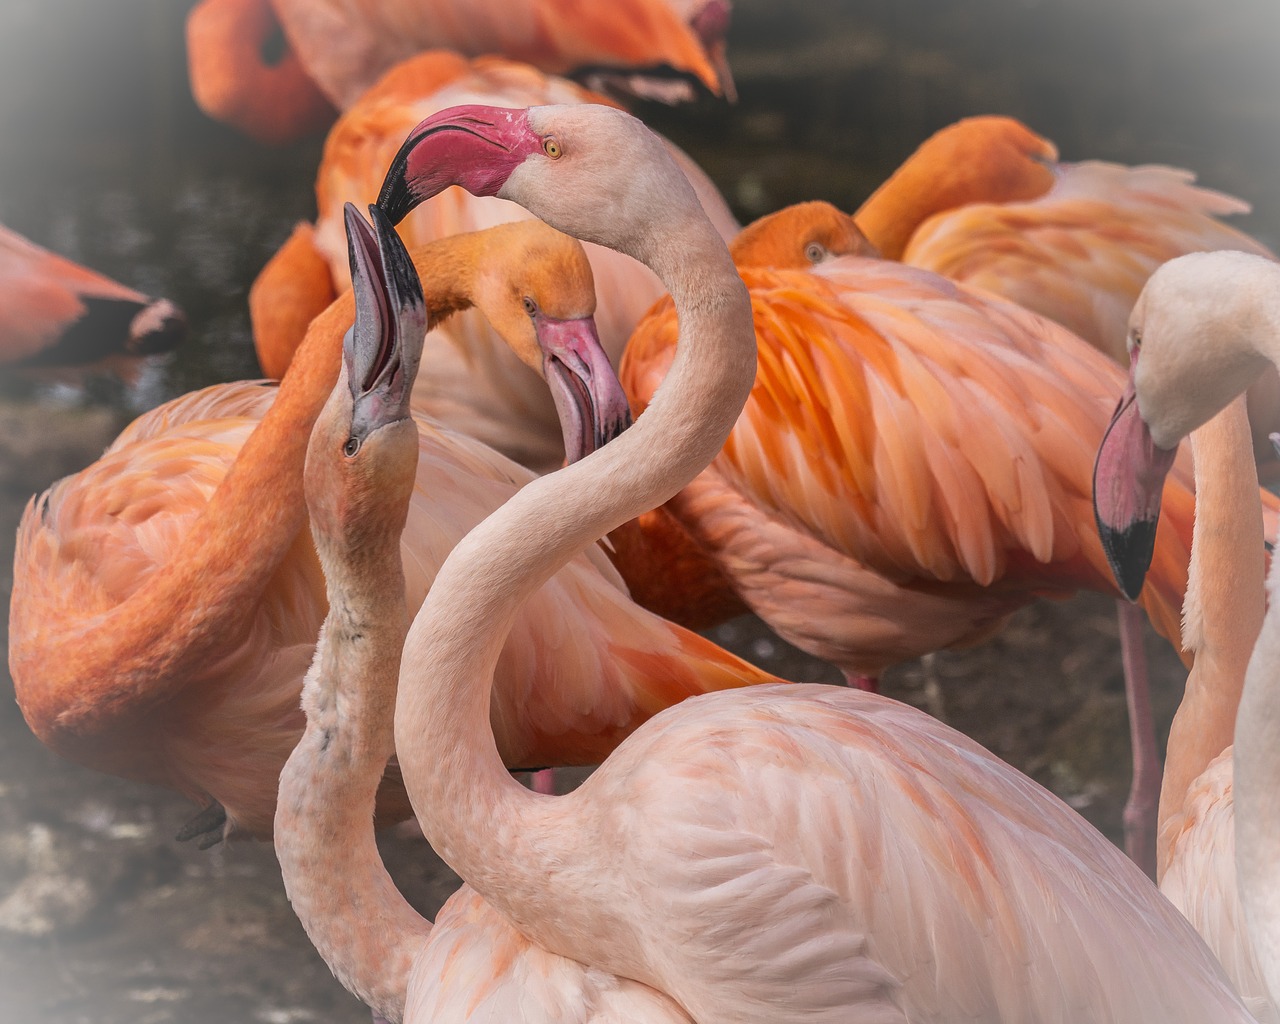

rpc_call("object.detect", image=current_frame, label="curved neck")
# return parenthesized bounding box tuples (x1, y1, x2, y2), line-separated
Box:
(394, 211, 755, 928)
(1156, 398, 1264, 877)
(185, 0, 334, 144)
(276, 495, 430, 1023)
(20, 252, 483, 745)
(853, 144, 1052, 261)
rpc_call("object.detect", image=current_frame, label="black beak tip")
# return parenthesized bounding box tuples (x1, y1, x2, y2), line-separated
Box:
(1096, 516, 1157, 602)
(375, 147, 415, 225)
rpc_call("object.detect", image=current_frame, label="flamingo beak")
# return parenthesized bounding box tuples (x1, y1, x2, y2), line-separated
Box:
(535, 312, 632, 463)
(343, 202, 426, 439)
(1092, 358, 1178, 601)
(376, 105, 540, 225)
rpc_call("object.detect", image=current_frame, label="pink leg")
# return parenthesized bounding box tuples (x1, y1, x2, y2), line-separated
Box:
(1117, 600, 1159, 880)
(529, 769, 557, 795)
(843, 671, 879, 693)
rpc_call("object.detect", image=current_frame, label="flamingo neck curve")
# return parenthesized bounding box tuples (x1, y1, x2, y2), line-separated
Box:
(393, 200, 755, 942)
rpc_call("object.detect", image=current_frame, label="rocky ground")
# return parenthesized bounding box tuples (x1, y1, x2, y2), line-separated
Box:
(0, 391, 1186, 1024)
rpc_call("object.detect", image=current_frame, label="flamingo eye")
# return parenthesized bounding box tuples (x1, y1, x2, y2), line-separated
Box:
(543, 137, 562, 159)
(522, 296, 537, 316)
(344, 437, 361, 458)
(804, 242, 826, 264)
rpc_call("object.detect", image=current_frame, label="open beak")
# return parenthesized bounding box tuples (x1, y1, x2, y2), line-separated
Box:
(376, 105, 538, 225)
(1092, 364, 1179, 601)
(343, 202, 426, 437)
(535, 312, 632, 464)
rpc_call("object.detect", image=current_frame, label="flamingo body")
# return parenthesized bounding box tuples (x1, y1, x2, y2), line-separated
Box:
(0, 223, 185, 370)
(621, 256, 1198, 676)
(10, 227, 772, 840)
(903, 159, 1275, 363)
(252, 51, 736, 469)
(269, 0, 733, 110)
(374, 100, 1254, 1024)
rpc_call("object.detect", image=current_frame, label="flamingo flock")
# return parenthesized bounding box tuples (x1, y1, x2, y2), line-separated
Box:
(6, 3, 1280, 1020)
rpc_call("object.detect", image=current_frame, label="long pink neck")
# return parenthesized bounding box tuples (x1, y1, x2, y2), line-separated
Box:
(1156, 397, 1264, 878)
(276, 419, 431, 1022)
(393, 207, 755, 944)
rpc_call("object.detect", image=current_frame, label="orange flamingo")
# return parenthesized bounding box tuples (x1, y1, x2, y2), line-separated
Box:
(0, 222, 186, 371)
(377, 100, 1254, 1023)
(609, 128, 1280, 870)
(8, 218, 772, 845)
(250, 51, 737, 470)
(186, 0, 733, 143)
(186, 0, 337, 144)
(1094, 250, 1280, 1016)
(276, 202, 692, 1024)
(856, 115, 1280, 466)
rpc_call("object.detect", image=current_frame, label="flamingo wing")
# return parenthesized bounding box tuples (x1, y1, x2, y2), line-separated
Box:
(903, 161, 1274, 361)
(0, 224, 184, 368)
(621, 257, 1196, 665)
(606, 685, 1250, 1023)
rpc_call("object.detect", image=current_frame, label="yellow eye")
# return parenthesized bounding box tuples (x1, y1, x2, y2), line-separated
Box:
(543, 137, 562, 158)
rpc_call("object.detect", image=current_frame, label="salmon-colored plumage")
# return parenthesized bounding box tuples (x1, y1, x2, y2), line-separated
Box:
(379, 102, 1254, 1023)
(0, 222, 186, 370)
(269, 0, 734, 110)
(186, 0, 733, 142)
(855, 115, 1280, 463)
(620, 255, 1201, 677)
(185, 0, 337, 144)
(250, 51, 737, 469)
(8, 225, 775, 841)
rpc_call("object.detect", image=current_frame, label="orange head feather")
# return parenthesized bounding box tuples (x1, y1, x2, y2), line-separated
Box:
(730, 201, 880, 269)
(855, 116, 1059, 259)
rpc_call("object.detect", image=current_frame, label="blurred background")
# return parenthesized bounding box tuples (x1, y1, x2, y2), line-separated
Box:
(0, 0, 1277, 1020)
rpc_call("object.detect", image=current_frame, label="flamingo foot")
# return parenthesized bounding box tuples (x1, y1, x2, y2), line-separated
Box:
(843, 672, 879, 693)
(1117, 600, 1159, 879)
(175, 800, 228, 849)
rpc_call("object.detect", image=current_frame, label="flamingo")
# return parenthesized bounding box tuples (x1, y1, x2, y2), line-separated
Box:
(250, 50, 737, 470)
(276, 201, 692, 1024)
(185, 0, 733, 144)
(614, 200, 1237, 872)
(855, 114, 1280, 466)
(185, 0, 337, 144)
(9, 218, 774, 844)
(1093, 249, 1280, 1016)
(376, 100, 1254, 1023)
(611, 134, 1280, 869)
(0, 222, 186, 371)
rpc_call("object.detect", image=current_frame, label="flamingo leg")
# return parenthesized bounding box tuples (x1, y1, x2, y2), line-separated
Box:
(529, 769, 557, 794)
(1117, 600, 1160, 879)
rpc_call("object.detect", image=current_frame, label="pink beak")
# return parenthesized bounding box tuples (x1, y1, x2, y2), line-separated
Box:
(1092, 355, 1179, 600)
(377, 104, 539, 224)
(536, 312, 632, 463)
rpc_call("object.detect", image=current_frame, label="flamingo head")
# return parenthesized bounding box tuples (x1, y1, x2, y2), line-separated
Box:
(467, 220, 632, 463)
(1092, 350, 1179, 601)
(378, 103, 699, 267)
(306, 203, 423, 547)
(729, 200, 880, 269)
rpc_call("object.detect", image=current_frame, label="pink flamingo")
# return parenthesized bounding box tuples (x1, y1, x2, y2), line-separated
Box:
(1094, 250, 1280, 1016)
(0, 222, 185, 371)
(375, 101, 1253, 1022)
(276, 202, 692, 1024)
